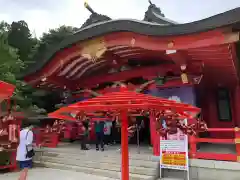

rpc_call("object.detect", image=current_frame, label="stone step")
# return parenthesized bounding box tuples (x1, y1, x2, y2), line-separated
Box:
(40, 156, 156, 176)
(35, 161, 154, 180)
(41, 154, 156, 168)
(161, 169, 186, 179)
(41, 149, 153, 161)
(160, 178, 184, 180)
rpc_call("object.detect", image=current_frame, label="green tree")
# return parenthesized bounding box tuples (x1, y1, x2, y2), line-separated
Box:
(32, 25, 78, 61)
(0, 21, 46, 113)
(7, 20, 35, 62)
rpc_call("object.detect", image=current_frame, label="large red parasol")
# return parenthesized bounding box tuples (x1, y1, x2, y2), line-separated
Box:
(48, 87, 200, 180)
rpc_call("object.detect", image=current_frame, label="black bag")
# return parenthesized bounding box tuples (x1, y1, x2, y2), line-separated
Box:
(25, 130, 35, 158)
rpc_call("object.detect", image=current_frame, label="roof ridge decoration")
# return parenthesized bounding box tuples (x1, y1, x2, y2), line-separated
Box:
(81, 2, 112, 28)
(144, 0, 178, 25)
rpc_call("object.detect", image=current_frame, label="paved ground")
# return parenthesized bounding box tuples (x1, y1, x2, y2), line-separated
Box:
(0, 168, 117, 180)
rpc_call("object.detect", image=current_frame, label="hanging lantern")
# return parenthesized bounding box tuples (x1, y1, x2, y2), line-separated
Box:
(180, 64, 188, 84)
(181, 73, 188, 84)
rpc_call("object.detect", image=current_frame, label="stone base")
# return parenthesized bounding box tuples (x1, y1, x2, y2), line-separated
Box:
(156, 159, 240, 180)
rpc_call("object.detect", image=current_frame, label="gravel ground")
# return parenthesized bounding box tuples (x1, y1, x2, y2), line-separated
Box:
(0, 168, 118, 180)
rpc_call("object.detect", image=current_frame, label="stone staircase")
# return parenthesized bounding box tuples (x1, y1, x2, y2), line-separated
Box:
(33, 145, 159, 180)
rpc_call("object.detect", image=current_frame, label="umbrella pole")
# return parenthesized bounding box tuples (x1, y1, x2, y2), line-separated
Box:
(121, 110, 129, 180)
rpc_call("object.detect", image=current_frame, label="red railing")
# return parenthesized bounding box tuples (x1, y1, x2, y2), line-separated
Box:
(189, 128, 240, 162)
(33, 128, 59, 148)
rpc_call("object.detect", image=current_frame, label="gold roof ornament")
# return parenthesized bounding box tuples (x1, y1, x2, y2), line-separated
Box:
(80, 38, 107, 63)
(84, 1, 88, 8)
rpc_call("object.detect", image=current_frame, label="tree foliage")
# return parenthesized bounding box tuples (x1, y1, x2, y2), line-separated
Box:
(0, 21, 78, 114)
(31, 25, 78, 61)
(7, 20, 35, 62)
(0, 21, 45, 113)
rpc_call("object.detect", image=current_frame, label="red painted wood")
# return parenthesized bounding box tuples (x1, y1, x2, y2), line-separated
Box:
(207, 128, 235, 132)
(195, 138, 234, 144)
(188, 127, 239, 161)
(121, 110, 129, 180)
(49, 89, 200, 180)
(203, 89, 235, 138)
(233, 85, 240, 127)
(194, 152, 236, 161)
(189, 135, 197, 158)
(73, 80, 192, 98)
(103, 30, 227, 50)
(0, 81, 20, 171)
(150, 111, 158, 155)
(24, 45, 80, 83)
(77, 65, 178, 88)
(151, 111, 160, 156)
(24, 29, 239, 88)
(36, 132, 59, 148)
(76, 66, 202, 89)
(28, 63, 201, 90)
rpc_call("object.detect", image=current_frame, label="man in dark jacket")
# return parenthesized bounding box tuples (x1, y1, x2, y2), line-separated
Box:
(94, 120, 105, 151)
(81, 118, 90, 150)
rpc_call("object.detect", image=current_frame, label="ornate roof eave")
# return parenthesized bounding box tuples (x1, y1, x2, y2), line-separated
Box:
(18, 7, 240, 80)
(143, 0, 178, 25)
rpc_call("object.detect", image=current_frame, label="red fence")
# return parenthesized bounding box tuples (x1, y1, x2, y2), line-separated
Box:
(33, 128, 59, 148)
(189, 128, 240, 162)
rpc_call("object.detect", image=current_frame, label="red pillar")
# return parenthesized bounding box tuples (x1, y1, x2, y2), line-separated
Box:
(150, 112, 160, 156)
(189, 135, 197, 158)
(121, 110, 129, 180)
(233, 85, 240, 127)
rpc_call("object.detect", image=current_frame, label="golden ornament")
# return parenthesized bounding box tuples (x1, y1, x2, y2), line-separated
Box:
(80, 38, 107, 63)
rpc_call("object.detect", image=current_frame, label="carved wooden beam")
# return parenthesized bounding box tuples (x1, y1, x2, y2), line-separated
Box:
(76, 64, 202, 89)
(166, 51, 187, 65)
(104, 31, 240, 50)
(104, 51, 127, 68)
(47, 76, 75, 90)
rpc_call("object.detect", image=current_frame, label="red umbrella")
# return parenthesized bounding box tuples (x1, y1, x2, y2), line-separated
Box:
(49, 87, 200, 180)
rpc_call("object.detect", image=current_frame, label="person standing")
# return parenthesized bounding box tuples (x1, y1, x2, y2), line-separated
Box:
(16, 125, 34, 180)
(110, 119, 117, 144)
(94, 120, 105, 151)
(104, 120, 112, 145)
(81, 118, 90, 150)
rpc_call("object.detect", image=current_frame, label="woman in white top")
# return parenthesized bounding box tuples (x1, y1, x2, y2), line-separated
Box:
(16, 125, 34, 180)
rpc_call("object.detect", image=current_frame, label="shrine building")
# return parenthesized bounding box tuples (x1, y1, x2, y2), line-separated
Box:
(20, 2, 240, 139)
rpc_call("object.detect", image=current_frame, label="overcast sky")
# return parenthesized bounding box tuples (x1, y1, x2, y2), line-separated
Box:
(0, 0, 239, 38)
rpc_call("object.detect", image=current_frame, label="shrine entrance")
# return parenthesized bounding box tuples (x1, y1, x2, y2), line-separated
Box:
(130, 116, 151, 145)
(111, 115, 151, 146)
